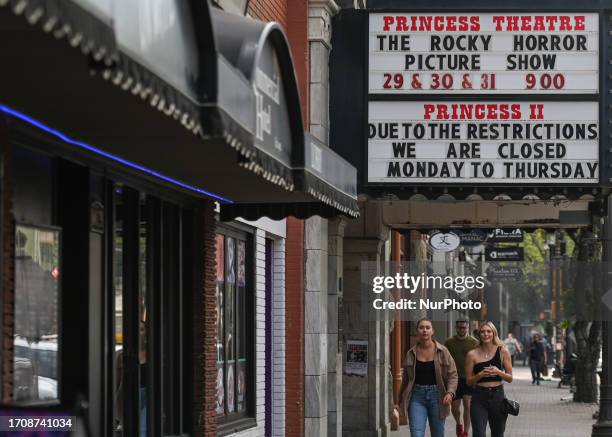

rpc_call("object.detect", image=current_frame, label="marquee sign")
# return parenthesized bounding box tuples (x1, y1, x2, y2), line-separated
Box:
(369, 13, 599, 94)
(368, 100, 599, 183)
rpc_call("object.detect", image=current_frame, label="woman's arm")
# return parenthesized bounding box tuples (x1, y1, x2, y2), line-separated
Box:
(493, 347, 513, 383)
(465, 351, 480, 386)
(399, 366, 408, 398)
(445, 352, 458, 401)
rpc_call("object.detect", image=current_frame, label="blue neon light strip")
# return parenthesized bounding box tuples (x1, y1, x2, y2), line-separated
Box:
(0, 104, 234, 204)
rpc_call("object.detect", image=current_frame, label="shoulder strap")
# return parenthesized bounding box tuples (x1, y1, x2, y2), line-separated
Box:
(495, 346, 502, 364)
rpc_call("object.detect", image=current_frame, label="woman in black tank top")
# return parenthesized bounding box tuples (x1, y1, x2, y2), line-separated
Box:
(465, 322, 513, 437)
(398, 318, 458, 437)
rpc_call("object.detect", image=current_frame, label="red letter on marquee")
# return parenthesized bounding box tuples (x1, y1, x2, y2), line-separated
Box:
(383, 16, 394, 31)
(492, 16, 504, 31)
(423, 104, 435, 120)
(559, 16, 571, 31)
(533, 16, 545, 31)
(396, 16, 408, 31)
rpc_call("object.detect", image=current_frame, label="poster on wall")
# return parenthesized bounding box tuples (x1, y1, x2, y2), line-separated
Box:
(216, 367, 224, 415)
(368, 100, 599, 184)
(369, 13, 598, 94)
(345, 340, 369, 376)
(227, 365, 235, 413)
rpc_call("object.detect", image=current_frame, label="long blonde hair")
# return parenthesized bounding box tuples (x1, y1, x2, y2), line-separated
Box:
(477, 321, 504, 347)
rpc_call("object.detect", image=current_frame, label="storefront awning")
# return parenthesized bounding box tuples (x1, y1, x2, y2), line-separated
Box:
(297, 134, 359, 216)
(220, 133, 359, 219)
(0, 0, 358, 218)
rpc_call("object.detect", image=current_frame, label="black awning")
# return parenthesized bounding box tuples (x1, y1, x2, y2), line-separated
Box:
(0, 0, 358, 220)
(219, 202, 357, 221)
(209, 7, 305, 191)
(0, 0, 298, 193)
(2, 0, 117, 62)
(220, 134, 359, 220)
(295, 133, 359, 217)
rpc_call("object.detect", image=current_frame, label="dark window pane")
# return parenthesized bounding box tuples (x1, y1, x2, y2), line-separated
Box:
(113, 187, 124, 435)
(138, 194, 148, 437)
(13, 225, 60, 403)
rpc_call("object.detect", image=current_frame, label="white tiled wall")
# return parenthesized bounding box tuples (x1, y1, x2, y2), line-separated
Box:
(272, 238, 286, 436)
(230, 230, 286, 437)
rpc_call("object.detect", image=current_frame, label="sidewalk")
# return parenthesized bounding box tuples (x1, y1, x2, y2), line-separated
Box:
(390, 365, 598, 437)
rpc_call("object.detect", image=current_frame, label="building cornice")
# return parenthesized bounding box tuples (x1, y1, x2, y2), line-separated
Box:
(309, 0, 340, 47)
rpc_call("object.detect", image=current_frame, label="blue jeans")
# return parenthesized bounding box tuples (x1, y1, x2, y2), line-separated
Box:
(409, 385, 445, 437)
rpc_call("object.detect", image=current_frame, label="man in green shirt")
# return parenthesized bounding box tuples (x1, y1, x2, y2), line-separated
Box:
(445, 319, 479, 437)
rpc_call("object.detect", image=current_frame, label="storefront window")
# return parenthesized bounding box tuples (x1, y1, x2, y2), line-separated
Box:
(113, 187, 125, 434)
(138, 193, 148, 437)
(13, 224, 60, 403)
(216, 231, 251, 419)
(108, 186, 190, 436)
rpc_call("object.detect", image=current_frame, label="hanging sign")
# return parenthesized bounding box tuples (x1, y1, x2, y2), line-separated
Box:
(457, 229, 488, 246)
(368, 100, 599, 184)
(485, 246, 524, 261)
(487, 228, 524, 243)
(368, 13, 599, 94)
(429, 231, 461, 251)
(487, 263, 523, 280)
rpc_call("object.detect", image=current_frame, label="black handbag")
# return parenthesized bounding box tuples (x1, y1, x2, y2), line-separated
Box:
(502, 397, 520, 416)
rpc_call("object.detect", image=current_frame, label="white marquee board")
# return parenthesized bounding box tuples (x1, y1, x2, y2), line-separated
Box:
(368, 100, 599, 184)
(368, 13, 599, 94)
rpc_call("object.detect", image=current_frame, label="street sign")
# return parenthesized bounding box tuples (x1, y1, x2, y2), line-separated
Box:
(457, 229, 488, 246)
(485, 246, 524, 261)
(367, 100, 599, 184)
(368, 13, 599, 94)
(487, 228, 524, 243)
(487, 264, 523, 281)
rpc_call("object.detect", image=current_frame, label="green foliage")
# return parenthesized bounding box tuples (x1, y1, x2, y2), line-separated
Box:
(503, 229, 550, 323)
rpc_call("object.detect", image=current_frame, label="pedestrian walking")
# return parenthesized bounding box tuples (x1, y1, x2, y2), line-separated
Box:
(522, 334, 531, 366)
(503, 333, 522, 367)
(528, 333, 547, 385)
(466, 321, 513, 437)
(399, 318, 458, 437)
(445, 319, 478, 437)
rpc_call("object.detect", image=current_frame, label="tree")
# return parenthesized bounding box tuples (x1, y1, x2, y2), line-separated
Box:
(502, 229, 550, 323)
(567, 228, 602, 403)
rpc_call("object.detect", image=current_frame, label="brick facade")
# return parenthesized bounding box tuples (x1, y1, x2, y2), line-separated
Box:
(248, 0, 288, 29)
(247, 3, 308, 437)
(1, 116, 13, 403)
(284, 218, 305, 437)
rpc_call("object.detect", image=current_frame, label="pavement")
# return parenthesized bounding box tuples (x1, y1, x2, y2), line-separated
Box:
(390, 364, 598, 437)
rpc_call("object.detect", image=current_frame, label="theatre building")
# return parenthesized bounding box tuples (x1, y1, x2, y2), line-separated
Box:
(0, 1, 357, 437)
